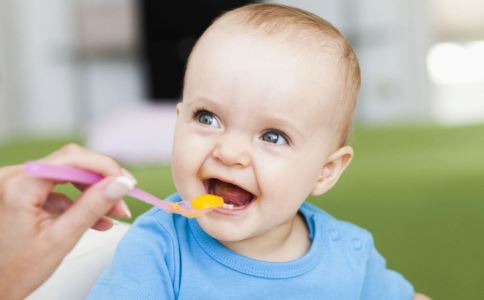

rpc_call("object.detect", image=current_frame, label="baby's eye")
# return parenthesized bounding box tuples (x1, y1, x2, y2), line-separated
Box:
(194, 110, 220, 128)
(261, 130, 289, 145)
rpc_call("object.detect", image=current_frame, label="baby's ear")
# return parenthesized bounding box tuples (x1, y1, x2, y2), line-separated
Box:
(176, 102, 182, 116)
(311, 146, 353, 196)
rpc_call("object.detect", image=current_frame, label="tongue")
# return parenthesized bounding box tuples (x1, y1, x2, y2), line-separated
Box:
(211, 179, 253, 207)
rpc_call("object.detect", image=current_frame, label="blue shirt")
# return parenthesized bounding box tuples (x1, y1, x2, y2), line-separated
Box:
(88, 193, 414, 299)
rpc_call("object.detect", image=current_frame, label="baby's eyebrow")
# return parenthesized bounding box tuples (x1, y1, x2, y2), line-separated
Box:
(185, 97, 227, 113)
(187, 96, 220, 107)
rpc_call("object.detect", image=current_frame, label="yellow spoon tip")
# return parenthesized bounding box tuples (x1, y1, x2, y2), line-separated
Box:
(190, 194, 224, 210)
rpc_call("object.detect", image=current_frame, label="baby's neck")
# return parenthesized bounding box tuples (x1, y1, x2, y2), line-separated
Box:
(220, 213, 311, 262)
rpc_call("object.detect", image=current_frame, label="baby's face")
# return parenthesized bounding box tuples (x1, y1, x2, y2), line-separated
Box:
(171, 31, 345, 242)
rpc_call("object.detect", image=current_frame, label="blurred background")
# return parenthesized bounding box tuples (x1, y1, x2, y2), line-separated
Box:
(0, 0, 483, 299)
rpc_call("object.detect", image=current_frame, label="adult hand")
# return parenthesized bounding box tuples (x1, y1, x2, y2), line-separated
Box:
(0, 144, 136, 300)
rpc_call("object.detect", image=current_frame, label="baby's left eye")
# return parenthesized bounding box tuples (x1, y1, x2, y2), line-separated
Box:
(261, 131, 288, 145)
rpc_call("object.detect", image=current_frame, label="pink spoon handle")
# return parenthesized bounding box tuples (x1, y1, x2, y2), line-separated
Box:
(24, 161, 103, 184)
(24, 161, 177, 212)
(127, 188, 173, 211)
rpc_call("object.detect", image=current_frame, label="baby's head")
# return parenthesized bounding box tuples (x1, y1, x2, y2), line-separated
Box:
(171, 4, 361, 245)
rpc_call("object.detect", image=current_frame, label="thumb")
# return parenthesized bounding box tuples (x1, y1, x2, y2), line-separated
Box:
(47, 176, 136, 250)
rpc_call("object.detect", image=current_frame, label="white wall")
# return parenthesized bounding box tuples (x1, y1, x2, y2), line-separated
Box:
(13, 0, 78, 135)
(0, 0, 452, 143)
(432, 82, 484, 124)
(79, 58, 143, 125)
(0, 0, 143, 141)
(73, 0, 143, 126)
(268, 0, 433, 123)
(354, 0, 433, 122)
(0, 0, 17, 140)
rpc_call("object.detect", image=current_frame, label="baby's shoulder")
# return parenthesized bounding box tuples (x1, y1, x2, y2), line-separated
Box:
(302, 203, 375, 254)
(132, 206, 185, 241)
(116, 206, 187, 269)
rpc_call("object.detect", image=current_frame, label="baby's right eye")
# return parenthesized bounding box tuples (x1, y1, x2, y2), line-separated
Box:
(193, 109, 221, 128)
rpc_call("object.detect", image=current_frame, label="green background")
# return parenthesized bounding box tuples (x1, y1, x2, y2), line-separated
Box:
(1, 124, 483, 299)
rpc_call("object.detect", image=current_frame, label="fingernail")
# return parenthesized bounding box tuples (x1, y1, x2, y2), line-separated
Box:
(119, 201, 132, 219)
(121, 168, 137, 184)
(105, 176, 136, 200)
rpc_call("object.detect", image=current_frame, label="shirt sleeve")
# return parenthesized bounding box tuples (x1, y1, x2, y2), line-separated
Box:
(360, 235, 415, 300)
(87, 213, 177, 300)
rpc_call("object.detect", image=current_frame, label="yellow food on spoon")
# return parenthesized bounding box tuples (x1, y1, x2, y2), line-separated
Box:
(190, 194, 224, 210)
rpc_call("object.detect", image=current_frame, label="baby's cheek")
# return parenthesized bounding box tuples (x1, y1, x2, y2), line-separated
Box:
(272, 166, 314, 203)
(259, 168, 300, 202)
(173, 133, 214, 179)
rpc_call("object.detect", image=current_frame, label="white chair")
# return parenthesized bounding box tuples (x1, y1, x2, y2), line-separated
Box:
(27, 223, 130, 300)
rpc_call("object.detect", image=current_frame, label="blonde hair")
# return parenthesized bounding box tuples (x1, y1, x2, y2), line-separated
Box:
(186, 3, 361, 145)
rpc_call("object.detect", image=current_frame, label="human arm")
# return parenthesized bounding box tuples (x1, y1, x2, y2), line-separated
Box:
(414, 293, 432, 300)
(0, 144, 136, 300)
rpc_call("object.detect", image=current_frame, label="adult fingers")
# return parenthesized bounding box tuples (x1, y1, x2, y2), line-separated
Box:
(40, 143, 124, 177)
(72, 182, 133, 220)
(71, 168, 135, 192)
(39, 144, 137, 217)
(0, 166, 55, 208)
(43, 192, 72, 215)
(0, 165, 20, 181)
(42, 193, 122, 231)
(106, 200, 132, 219)
(45, 175, 136, 252)
(91, 217, 114, 231)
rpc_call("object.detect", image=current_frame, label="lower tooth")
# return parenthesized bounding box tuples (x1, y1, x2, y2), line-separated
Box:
(223, 204, 235, 209)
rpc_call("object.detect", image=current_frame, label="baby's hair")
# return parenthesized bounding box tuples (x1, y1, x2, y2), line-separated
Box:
(186, 3, 361, 146)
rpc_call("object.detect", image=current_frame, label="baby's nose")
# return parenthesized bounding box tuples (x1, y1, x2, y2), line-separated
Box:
(211, 133, 251, 168)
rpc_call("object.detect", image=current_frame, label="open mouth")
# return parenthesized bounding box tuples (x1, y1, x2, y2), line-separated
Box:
(203, 178, 255, 210)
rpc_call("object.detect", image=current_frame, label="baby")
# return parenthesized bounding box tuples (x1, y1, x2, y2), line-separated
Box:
(88, 4, 428, 299)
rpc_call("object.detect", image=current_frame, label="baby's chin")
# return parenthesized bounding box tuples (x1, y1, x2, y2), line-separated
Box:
(196, 216, 254, 243)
